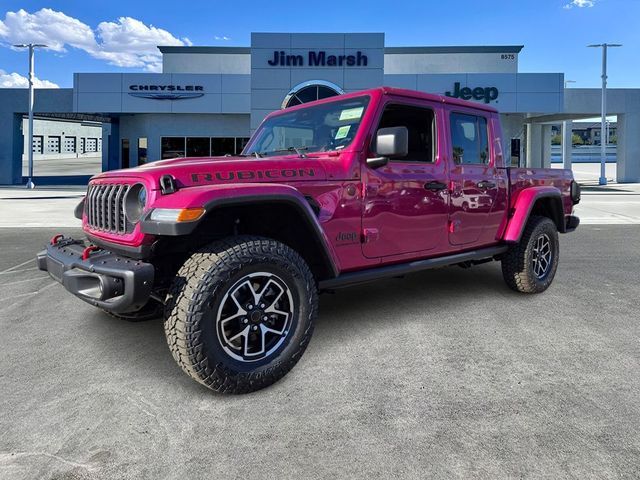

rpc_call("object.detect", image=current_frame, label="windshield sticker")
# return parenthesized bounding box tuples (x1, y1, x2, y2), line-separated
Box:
(335, 125, 351, 140)
(339, 107, 364, 121)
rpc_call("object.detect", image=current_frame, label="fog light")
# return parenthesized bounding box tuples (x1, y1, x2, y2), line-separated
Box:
(149, 207, 205, 222)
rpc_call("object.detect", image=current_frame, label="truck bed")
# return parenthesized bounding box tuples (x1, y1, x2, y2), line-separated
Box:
(509, 167, 574, 214)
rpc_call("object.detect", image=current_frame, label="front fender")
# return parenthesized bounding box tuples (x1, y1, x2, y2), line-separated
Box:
(139, 183, 339, 276)
(502, 186, 563, 243)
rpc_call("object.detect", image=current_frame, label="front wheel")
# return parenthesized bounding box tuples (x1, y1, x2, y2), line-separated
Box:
(164, 236, 318, 393)
(501, 215, 559, 293)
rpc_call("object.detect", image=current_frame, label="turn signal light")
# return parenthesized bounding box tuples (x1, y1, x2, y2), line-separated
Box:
(149, 207, 205, 223)
(176, 208, 205, 222)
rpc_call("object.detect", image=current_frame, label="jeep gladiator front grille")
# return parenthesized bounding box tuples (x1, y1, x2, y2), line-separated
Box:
(85, 183, 132, 234)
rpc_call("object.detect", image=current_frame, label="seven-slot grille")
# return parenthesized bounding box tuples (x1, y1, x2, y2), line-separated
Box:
(85, 183, 133, 234)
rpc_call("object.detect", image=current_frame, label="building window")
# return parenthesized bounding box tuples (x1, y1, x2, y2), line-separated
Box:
(32, 135, 43, 154)
(236, 137, 250, 154)
(211, 137, 235, 156)
(161, 136, 249, 160)
(282, 80, 344, 109)
(80, 138, 86, 154)
(138, 138, 148, 165)
(86, 138, 98, 153)
(187, 137, 210, 157)
(63, 137, 76, 154)
(161, 137, 186, 159)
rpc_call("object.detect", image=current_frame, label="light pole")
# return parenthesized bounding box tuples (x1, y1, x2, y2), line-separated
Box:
(13, 43, 48, 189)
(588, 43, 622, 186)
(562, 80, 576, 169)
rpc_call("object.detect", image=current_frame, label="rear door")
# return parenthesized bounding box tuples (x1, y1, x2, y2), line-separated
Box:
(361, 100, 449, 258)
(447, 110, 504, 246)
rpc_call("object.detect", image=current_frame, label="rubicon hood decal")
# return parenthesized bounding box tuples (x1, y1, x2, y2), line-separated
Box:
(191, 168, 317, 183)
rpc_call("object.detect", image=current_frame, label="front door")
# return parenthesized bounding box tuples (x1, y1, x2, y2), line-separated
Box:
(447, 110, 502, 246)
(362, 101, 449, 258)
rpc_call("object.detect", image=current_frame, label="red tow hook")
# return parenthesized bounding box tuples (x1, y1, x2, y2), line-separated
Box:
(50, 234, 65, 245)
(81, 245, 101, 261)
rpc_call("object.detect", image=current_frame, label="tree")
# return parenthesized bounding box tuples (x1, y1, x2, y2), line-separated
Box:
(551, 134, 562, 145)
(572, 134, 584, 146)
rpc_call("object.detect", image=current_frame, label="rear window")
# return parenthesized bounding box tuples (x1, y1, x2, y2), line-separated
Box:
(450, 113, 490, 165)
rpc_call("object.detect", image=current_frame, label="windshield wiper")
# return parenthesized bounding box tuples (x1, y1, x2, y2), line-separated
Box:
(261, 147, 308, 158)
(237, 152, 263, 158)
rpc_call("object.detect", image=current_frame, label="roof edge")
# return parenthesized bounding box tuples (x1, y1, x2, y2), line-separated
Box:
(158, 46, 251, 54)
(384, 45, 524, 54)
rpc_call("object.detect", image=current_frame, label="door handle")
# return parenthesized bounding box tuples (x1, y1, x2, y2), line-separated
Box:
(477, 180, 496, 190)
(424, 181, 447, 192)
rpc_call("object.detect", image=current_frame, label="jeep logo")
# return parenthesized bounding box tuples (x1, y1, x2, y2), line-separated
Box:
(445, 82, 499, 104)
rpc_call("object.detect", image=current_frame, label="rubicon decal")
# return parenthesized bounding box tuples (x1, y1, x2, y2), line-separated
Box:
(192, 168, 316, 182)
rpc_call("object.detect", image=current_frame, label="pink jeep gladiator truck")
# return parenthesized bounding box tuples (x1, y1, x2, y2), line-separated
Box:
(37, 87, 580, 393)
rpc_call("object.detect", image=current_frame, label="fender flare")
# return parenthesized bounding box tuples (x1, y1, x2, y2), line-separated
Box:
(140, 185, 339, 277)
(502, 186, 565, 243)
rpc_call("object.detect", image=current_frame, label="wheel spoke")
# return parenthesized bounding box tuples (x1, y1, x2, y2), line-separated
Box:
(228, 325, 249, 343)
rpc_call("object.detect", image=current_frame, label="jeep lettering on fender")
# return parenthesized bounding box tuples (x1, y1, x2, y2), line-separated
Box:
(37, 87, 579, 394)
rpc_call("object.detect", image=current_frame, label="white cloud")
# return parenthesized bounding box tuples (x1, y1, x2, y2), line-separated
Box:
(214, 35, 231, 41)
(0, 8, 190, 71)
(564, 0, 596, 9)
(0, 69, 59, 88)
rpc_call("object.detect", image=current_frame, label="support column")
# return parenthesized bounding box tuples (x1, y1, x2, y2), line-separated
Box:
(562, 120, 573, 170)
(617, 113, 640, 183)
(542, 125, 552, 168)
(526, 123, 543, 168)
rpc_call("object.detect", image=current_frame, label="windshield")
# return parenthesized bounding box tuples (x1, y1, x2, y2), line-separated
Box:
(244, 96, 370, 157)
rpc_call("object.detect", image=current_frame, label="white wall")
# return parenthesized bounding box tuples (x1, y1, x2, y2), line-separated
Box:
(163, 53, 250, 74)
(384, 52, 518, 74)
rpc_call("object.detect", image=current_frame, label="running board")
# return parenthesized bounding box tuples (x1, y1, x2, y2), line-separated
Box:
(319, 245, 508, 290)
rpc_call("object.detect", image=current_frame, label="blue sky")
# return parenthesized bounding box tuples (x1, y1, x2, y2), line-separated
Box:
(0, 0, 638, 88)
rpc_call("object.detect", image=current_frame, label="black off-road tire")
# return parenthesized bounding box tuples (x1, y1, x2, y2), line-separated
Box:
(102, 301, 163, 322)
(164, 236, 318, 394)
(501, 215, 559, 293)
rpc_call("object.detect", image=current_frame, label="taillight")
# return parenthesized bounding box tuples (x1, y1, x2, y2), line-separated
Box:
(570, 181, 581, 205)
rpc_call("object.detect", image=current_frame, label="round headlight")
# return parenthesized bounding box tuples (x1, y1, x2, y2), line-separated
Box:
(124, 183, 147, 224)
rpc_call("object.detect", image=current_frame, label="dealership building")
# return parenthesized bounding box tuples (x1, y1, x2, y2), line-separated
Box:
(1, 32, 639, 185)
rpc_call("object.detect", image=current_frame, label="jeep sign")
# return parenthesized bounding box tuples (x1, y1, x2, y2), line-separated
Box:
(445, 82, 499, 104)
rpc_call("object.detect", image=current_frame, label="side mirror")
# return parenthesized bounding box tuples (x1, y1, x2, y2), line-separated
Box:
(367, 126, 408, 168)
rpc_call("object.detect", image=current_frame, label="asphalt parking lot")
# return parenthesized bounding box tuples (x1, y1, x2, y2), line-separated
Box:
(1, 226, 639, 479)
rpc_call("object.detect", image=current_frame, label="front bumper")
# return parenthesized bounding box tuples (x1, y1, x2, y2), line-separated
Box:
(36, 237, 154, 313)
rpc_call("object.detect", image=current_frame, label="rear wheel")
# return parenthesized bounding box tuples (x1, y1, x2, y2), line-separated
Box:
(501, 216, 559, 293)
(164, 236, 317, 393)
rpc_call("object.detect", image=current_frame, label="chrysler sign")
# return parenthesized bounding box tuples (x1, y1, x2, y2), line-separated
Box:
(128, 84, 204, 100)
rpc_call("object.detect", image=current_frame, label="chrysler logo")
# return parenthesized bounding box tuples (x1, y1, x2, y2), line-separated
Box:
(128, 84, 204, 100)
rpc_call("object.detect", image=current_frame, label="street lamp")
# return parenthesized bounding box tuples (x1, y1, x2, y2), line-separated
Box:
(13, 43, 48, 189)
(562, 81, 576, 170)
(588, 43, 622, 186)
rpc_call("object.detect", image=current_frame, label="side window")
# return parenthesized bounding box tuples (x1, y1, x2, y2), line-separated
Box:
(450, 113, 490, 165)
(376, 104, 435, 162)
